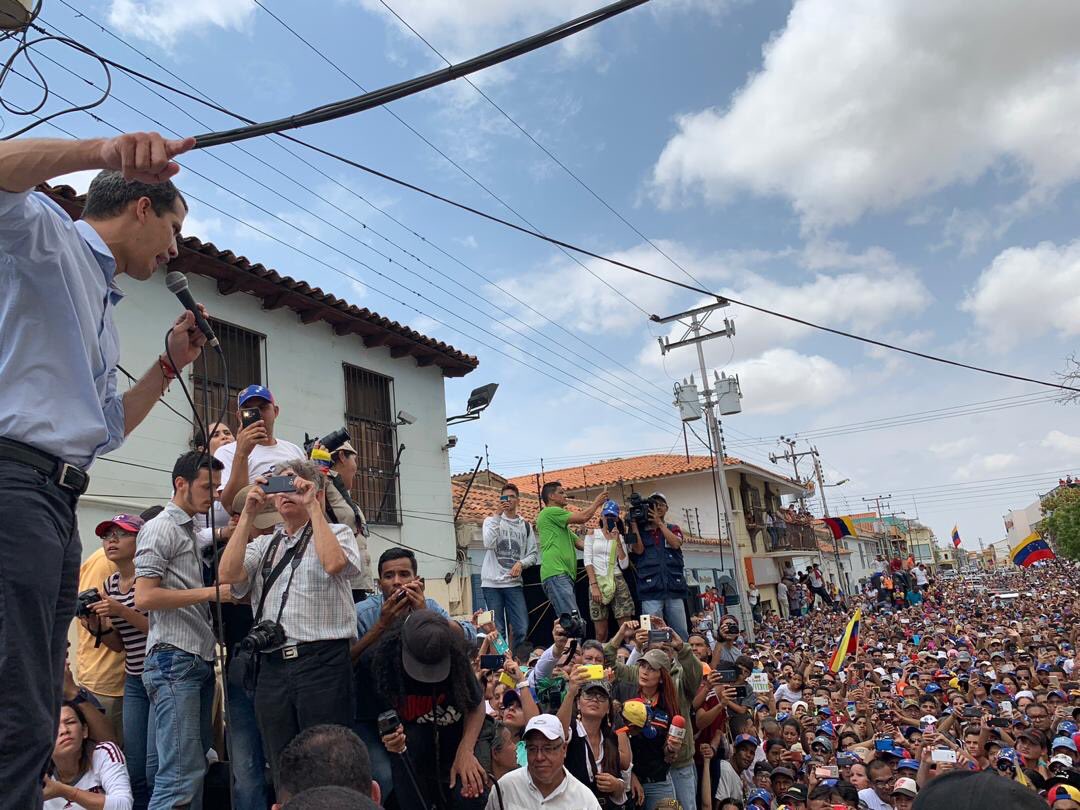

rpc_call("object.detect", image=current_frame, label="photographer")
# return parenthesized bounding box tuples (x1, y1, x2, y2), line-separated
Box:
(537, 482, 608, 619)
(215, 385, 304, 516)
(627, 493, 689, 641)
(218, 459, 361, 783)
(370, 609, 488, 809)
(323, 439, 374, 596)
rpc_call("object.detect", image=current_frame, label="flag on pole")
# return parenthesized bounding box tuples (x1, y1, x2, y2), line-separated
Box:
(1010, 532, 1056, 567)
(822, 516, 857, 540)
(951, 525, 962, 548)
(828, 608, 861, 673)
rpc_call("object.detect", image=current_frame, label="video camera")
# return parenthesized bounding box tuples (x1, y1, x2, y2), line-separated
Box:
(303, 427, 351, 458)
(627, 492, 654, 530)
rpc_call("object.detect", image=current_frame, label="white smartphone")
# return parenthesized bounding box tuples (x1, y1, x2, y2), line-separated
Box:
(640, 615, 653, 631)
(931, 749, 957, 763)
(477, 610, 494, 626)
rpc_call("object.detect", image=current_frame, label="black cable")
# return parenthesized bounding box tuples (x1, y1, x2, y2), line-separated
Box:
(189, 0, 648, 148)
(116, 363, 194, 426)
(21, 8, 1077, 393)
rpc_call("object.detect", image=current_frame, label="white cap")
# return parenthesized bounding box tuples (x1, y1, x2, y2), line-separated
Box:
(892, 777, 918, 797)
(524, 714, 566, 742)
(1015, 690, 1035, 700)
(1050, 753, 1074, 768)
(920, 715, 938, 725)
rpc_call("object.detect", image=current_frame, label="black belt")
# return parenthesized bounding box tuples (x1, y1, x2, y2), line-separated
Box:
(0, 437, 89, 496)
(261, 638, 347, 662)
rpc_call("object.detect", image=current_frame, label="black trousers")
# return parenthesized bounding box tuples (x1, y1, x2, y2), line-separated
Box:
(0, 459, 81, 808)
(255, 638, 354, 786)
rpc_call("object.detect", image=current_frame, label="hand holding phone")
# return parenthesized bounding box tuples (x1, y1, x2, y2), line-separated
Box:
(476, 610, 495, 627)
(262, 474, 297, 494)
(479, 654, 504, 671)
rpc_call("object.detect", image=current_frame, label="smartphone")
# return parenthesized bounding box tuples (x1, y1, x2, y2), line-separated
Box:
(846, 702, 857, 717)
(813, 696, 828, 707)
(582, 664, 605, 681)
(999, 700, 1012, 714)
(477, 610, 495, 626)
(884, 653, 896, 660)
(1050, 675, 1062, 689)
(931, 749, 957, 763)
(262, 474, 296, 494)
(647, 629, 672, 644)
(479, 654, 504, 671)
(962, 706, 983, 718)
(640, 615, 653, 631)
(814, 765, 839, 779)
(498, 670, 516, 688)
(240, 407, 261, 428)
(989, 718, 1011, 728)
(377, 709, 401, 737)
(712, 666, 739, 684)
(875, 739, 894, 752)
(499, 494, 510, 502)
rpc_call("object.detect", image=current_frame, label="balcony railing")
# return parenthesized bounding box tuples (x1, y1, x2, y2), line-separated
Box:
(764, 519, 818, 552)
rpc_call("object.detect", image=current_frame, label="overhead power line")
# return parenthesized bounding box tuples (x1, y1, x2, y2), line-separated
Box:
(39, 11, 1074, 394)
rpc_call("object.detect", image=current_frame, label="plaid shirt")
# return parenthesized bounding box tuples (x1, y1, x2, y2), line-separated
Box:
(135, 502, 216, 661)
(236, 521, 361, 645)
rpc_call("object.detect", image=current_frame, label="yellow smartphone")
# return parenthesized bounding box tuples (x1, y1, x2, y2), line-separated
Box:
(582, 664, 604, 681)
(499, 671, 517, 689)
(477, 610, 494, 626)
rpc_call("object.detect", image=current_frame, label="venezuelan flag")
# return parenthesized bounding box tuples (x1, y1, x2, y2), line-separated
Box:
(1010, 532, 1055, 567)
(828, 608, 861, 673)
(822, 516, 856, 540)
(951, 525, 961, 548)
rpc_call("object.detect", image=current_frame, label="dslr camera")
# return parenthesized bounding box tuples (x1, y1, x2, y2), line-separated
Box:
(75, 588, 102, 618)
(303, 427, 351, 457)
(559, 610, 587, 639)
(239, 619, 287, 653)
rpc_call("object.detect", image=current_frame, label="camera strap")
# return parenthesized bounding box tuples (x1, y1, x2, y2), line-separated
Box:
(253, 523, 313, 624)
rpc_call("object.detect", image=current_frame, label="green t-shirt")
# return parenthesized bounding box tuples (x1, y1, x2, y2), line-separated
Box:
(536, 506, 577, 581)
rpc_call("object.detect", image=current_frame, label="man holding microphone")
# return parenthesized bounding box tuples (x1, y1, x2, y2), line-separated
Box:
(0, 132, 202, 806)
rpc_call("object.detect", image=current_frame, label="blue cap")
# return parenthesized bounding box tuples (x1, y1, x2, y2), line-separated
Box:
(1050, 689, 1068, 699)
(601, 499, 620, 518)
(897, 758, 920, 772)
(990, 684, 1008, 695)
(776, 712, 791, 723)
(996, 746, 1018, 763)
(1052, 736, 1078, 753)
(238, 384, 274, 406)
(1037, 663, 1052, 672)
(734, 734, 761, 749)
(817, 720, 835, 736)
(747, 788, 773, 806)
(817, 706, 833, 717)
(1057, 720, 1079, 736)
(925, 684, 943, 694)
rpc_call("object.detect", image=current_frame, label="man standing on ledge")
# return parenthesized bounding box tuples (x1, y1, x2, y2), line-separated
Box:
(0, 131, 200, 807)
(536, 482, 607, 620)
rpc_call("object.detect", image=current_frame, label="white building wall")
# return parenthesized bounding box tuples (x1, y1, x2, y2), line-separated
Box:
(80, 268, 460, 582)
(1005, 500, 1043, 547)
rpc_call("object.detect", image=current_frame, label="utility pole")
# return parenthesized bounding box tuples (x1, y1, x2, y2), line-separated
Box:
(862, 494, 892, 558)
(811, 446, 847, 593)
(654, 299, 755, 639)
(770, 436, 815, 507)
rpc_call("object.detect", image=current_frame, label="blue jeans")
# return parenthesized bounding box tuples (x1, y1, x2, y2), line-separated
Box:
(669, 761, 697, 810)
(541, 574, 579, 619)
(642, 776, 676, 810)
(143, 646, 214, 810)
(641, 597, 689, 641)
(481, 585, 529, 646)
(225, 680, 268, 810)
(124, 674, 156, 810)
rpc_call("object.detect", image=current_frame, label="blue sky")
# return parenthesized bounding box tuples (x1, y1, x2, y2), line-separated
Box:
(17, 0, 1080, 550)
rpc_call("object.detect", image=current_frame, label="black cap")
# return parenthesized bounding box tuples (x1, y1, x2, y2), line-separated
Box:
(911, 769, 1046, 810)
(783, 784, 809, 802)
(401, 609, 453, 683)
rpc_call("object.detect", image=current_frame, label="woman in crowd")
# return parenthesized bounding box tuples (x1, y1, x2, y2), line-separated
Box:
(43, 702, 133, 810)
(558, 664, 632, 806)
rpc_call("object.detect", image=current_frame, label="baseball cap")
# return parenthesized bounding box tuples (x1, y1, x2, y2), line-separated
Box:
(641, 650, 672, 671)
(582, 680, 611, 696)
(232, 485, 283, 530)
(770, 766, 796, 780)
(648, 492, 668, 503)
(622, 699, 649, 729)
(747, 788, 772, 807)
(1017, 728, 1047, 748)
(400, 610, 453, 683)
(996, 746, 1019, 764)
(782, 784, 809, 802)
(501, 690, 522, 708)
(1050, 753, 1075, 769)
(892, 777, 918, 798)
(816, 720, 835, 737)
(600, 499, 620, 517)
(238, 384, 274, 406)
(524, 714, 566, 742)
(1048, 785, 1080, 804)
(810, 735, 834, 753)
(94, 513, 145, 537)
(336, 440, 357, 456)
(897, 758, 920, 772)
(1051, 736, 1077, 752)
(734, 733, 760, 749)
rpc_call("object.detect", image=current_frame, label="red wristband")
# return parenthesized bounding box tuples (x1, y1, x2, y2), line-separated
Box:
(159, 355, 178, 380)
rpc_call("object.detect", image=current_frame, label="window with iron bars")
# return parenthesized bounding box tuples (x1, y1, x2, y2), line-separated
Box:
(189, 318, 265, 440)
(343, 364, 400, 525)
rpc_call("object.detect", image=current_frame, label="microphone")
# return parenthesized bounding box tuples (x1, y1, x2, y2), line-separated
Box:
(165, 270, 220, 350)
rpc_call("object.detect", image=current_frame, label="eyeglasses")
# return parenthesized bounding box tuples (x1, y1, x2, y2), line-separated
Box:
(872, 778, 895, 788)
(525, 743, 564, 758)
(579, 692, 609, 703)
(995, 763, 1014, 772)
(102, 529, 129, 541)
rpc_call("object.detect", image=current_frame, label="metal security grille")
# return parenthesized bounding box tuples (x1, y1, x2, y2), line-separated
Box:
(343, 364, 399, 525)
(189, 319, 264, 438)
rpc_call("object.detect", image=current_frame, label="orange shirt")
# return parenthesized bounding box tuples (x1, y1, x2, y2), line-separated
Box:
(75, 547, 124, 697)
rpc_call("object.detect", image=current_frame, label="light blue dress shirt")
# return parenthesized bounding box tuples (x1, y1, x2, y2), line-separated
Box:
(355, 592, 479, 647)
(0, 190, 126, 468)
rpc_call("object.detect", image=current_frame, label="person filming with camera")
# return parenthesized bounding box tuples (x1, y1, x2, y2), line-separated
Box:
(626, 493, 689, 641)
(217, 458, 362, 784)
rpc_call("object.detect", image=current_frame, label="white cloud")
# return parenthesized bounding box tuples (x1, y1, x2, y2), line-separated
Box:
(928, 437, 976, 458)
(1041, 429, 1080, 455)
(953, 452, 1020, 481)
(650, 0, 1080, 229)
(727, 348, 849, 415)
(108, 0, 255, 47)
(961, 239, 1080, 349)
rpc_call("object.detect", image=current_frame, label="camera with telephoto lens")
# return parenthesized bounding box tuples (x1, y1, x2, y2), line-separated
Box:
(627, 492, 653, 529)
(75, 588, 102, 618)
(559, 610, 587, 639)
(304, 427, 351, 457)
(239, 620, 287, 653)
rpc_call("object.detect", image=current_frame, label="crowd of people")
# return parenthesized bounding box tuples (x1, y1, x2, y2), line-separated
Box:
(3, 134, 1080, 810)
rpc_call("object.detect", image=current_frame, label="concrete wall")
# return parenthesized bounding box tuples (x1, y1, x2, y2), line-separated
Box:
(81, 268, 460, 581)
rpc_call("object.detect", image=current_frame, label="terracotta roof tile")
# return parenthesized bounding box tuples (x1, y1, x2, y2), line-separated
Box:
(451, 481, 589, 524)
(42, 183, 478, 377)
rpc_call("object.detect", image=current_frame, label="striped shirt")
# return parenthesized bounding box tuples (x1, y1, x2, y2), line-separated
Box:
(135, 501, 216, 661)
(104, 571, 148, 676)
(235, 520, 361, 645)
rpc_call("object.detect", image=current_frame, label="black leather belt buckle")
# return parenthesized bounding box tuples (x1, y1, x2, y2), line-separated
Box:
(58, 462, 89, 495)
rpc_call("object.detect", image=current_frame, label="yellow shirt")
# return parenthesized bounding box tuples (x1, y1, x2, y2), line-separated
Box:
(75, 547, 124, 697)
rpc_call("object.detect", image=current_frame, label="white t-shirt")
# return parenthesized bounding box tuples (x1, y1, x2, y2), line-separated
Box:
(44, 742, 133, 810)
(214, 438, 305, 495)
(487, 766, 601, 810)
(914, 567, 929, 586)
(859, 787, 894, 810)
(714, 758, 744, 802)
